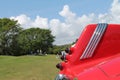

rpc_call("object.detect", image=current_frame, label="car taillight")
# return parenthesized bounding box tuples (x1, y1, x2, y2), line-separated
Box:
(56, 63, 63, 70)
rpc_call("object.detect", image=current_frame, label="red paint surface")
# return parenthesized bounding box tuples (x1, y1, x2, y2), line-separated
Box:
(57, 24, 120, 80)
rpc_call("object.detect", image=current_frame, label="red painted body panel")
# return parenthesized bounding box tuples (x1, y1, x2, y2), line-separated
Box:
(77, 56, 120, 80)
(56, 24, 120, 80)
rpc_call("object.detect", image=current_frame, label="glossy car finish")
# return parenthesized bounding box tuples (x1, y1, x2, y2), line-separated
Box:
(56, 23, 120, 80)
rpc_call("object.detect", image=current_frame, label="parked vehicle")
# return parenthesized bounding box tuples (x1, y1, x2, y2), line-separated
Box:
(55, 23, 120, 80)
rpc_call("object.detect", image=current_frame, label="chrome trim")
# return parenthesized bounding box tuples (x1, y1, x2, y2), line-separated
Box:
(55, 74, 65, 80)
(55, 74, 69, 80)
(61, 51, 67, 61)
(80, 23, 108, 59)
(56, 51, 67, 60)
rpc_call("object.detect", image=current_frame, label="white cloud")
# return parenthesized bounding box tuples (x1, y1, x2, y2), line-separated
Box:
(10, 15, 49, 29)
(10, 0, 120, 45)
(31, 16, 48, 29)
(10, 14, 31, 28)
(110, 0, 120, 23)
(59, 5, 76, 21)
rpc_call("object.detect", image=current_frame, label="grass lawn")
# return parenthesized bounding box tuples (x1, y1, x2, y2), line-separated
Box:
(0, 55, 60, 80)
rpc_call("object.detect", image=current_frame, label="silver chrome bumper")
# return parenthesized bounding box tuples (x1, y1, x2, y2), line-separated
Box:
(55, 74, 70, 80)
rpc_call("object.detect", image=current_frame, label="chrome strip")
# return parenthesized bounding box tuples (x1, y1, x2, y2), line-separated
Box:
(85, 24, 103, 58)
(80, 23, 108, 59)
(81, 25, 101, 59)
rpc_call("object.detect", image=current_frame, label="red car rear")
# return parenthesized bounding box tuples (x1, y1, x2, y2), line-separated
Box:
(55, 23, 120, 80)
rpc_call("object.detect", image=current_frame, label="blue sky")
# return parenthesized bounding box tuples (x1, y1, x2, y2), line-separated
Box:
(1, 0, 120, 45)
(0, 0, 112, 20)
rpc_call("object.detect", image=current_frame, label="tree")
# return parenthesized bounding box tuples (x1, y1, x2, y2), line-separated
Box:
(0, 18, 22, 55)
(0, 18, 55, 56)
(16, 28, 55, 55)
(50, 44, 72, 54)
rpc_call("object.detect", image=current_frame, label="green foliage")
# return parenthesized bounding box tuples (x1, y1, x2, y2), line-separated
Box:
(0, 18, 22, 55)
(0, 18, 72, 56)
(16, 28, 55, 55)
(0, 18, 55, 56)
(50, 44, 72, 54)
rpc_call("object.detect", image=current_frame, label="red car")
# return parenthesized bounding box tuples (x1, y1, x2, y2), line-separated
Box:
(55, 23, 120, 80)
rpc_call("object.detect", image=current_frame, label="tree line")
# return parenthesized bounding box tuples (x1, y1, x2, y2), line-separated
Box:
(0, 18, 56, 56)
(0, 18, 72, 56)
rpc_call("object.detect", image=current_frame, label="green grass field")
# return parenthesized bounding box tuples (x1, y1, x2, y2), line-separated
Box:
(0, 55, 60, 80)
